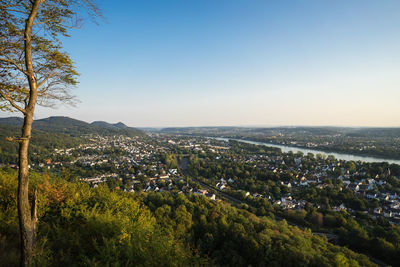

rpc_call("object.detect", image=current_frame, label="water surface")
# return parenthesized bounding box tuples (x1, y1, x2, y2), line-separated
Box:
(213, 137, 400, 165)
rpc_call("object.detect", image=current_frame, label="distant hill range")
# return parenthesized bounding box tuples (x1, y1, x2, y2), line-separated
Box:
(91, 121, 130, 130)
(159, 126, 400, 138)
(0, 116, 143, 137)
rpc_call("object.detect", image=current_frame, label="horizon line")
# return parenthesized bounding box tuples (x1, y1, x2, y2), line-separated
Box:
(1, 115, 400, 129)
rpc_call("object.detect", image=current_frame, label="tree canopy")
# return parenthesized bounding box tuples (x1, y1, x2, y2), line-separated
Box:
(0, 0, 99, 112)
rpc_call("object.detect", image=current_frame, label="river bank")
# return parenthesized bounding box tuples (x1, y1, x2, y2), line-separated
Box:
(212, 137, 400, 165)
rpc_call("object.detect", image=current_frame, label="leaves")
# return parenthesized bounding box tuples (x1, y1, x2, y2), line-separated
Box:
(0, 169, 380, 266)
(0, 0, 100, 111)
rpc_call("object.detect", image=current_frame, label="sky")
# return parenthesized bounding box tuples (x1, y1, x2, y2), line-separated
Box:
(10, 0, 400, 127)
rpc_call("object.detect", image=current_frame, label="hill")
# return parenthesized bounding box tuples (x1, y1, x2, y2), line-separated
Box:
(0, 116, 143, 164)
(160, 125, 400, 137)
(0, 123, 83, 164)
(0, 117, 24, 127)
(0, 116, 144, 137)
(91, 121, 131, 130)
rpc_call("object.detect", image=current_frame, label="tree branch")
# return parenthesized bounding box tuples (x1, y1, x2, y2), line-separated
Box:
(1, 0, 23, 8)
(37, 71, 58, 88)
(2, 8, 27, 14)
(0, 57, 28, 75)
(5, 136, 30, 143)
(0, 90, 26, 114)
(33, 18, 58, 26)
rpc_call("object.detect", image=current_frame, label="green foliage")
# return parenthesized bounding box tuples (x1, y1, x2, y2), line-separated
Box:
(0, 169, 378, 266)
(0, 169, 19, 265)
(163, 153, 178, 169)
(33, 116, 144, 137)
(0, 123, 83, 164)
(0, 116, 145, 165)
(143, 192, 376, 267)
(0, 169, 196, 266)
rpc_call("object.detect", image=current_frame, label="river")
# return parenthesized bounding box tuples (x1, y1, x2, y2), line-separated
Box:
(212, 137, 400, 165)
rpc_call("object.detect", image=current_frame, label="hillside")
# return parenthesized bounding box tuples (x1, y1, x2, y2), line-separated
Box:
(91, 120, 131, 130)
(0, 116, 143, 137)
(160, 126, 400, 137)
(0, 116, 143, 164)
(0, 117, 24, 126)
(0, 169, 376, 266)
(0, 123, 83, 164)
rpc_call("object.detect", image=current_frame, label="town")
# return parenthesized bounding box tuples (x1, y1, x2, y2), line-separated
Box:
(19, 133, 400, 227)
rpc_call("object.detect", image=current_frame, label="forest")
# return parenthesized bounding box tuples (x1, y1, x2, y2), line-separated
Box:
(185, 140, 400, 266)
(0, 124, 83, 164)
(0, 169, 376, 266)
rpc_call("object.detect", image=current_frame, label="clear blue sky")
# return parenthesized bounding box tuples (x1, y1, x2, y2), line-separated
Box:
(32, 0, 400, 127)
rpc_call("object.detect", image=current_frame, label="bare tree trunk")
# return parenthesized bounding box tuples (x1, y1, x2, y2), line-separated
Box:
(17, 113, 37, 266)
(18, 1, 41, 266)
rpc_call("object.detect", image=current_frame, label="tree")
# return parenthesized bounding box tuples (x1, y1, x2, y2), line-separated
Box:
(0, 1, 99, 265)
(346, 161, 357, 173)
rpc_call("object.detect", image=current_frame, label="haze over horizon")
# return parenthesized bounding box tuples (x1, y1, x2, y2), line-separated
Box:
(3, 0, 400, 127)
(2, 115, 400, 129)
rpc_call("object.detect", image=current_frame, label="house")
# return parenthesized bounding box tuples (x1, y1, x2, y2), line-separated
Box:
(374, 207, 382, 214)
(342, 180, 351, 186)
(281, 196, 292, 203)
(144, 186, 152, 192)
(196, 189, 208, 195)
(206, 193, 216, 200)
(384, 210, 393, 218)
(377, 180, 386, 186)
(216, 182, 228, 190)
(333, 204, 346, 212)
(307, 178, 318, 185)
(168, 169, 178, 175)
(282, 182, 292, 187)
(366, 193, 378, 199)
(218, 184, 227, 190)
(299, 179, 308, 186)
(252, 193, 263, 198)
(348, 184, 360, 192)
